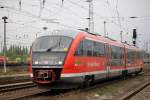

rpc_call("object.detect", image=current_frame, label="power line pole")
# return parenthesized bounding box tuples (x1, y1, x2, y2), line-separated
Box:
(104, 21, 106, 36)
(2, 16, 8, 73)
(120, 31, 123, 42)
(86, 0, 94, 33)
(145, 41, 148, 59)
(0, 41, 2, 52)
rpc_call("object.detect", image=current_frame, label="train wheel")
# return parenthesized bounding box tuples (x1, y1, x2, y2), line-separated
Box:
(135, 72, 139, 75)
(84, 76, 91, 87)
(91, 75, 95, 85)
(122, 70, 127, 79)
(135, 68, 143, 75)
(83, 75, 94, 87)
(135, 70, 141, 75)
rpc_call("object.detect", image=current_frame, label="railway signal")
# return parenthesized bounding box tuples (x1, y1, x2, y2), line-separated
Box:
(133, 29, 137, 46)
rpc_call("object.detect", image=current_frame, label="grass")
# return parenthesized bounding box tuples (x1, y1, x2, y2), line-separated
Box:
(144, 63, 150, 68)
(0, 66, 29, 76)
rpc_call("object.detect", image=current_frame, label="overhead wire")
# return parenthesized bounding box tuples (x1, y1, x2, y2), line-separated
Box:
(115, 0, 122, 29)
(0, 1, 79, 30)
(99, 0, 130, 33)
(2, 0, 149, 39)
(67, 0, 129, 32)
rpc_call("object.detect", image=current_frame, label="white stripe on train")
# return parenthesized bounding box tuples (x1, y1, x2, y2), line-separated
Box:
(61, 67, 142, 77)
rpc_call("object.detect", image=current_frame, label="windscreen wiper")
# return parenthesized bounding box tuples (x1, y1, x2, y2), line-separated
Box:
(47, 43, 59, 51)
(47, 36, 62, 51)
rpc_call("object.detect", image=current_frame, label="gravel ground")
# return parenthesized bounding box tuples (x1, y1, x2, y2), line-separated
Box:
(130, 84, 150, 100)
(27, 66, 150, 100)
(86, 75, 150, 100)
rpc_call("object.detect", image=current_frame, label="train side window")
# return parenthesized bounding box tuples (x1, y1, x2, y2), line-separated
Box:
(75, 41, 83, 56)
(112, 46, 118, 59)
(140, 51, 144, 59)
(83, 40, 93, 56)
(127, 49, 133, 64)
(93, 42, 97, 56)
(75, 39, 105, 57)
(137, 51, 140, 59)
(120, 47, 124, 65)
(111, 45, 119, 66)
(93, 42, 104, 57)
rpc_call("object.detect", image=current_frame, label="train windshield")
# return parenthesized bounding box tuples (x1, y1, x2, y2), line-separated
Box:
(32, 36, 73, 66)
(32, 36, 72, 52)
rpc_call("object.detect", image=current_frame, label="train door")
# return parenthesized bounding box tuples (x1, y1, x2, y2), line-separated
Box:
(105, 43, 111, 78)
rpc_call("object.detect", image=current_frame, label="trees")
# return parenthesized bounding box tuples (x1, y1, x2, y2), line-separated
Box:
(0, 45, 30, 65)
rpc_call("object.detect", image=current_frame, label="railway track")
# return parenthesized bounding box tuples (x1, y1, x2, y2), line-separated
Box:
(0, 81, 47, 100)
(0, 72, 148, 100)
(119, 80, 150, 100)
(14, 76, 136, 100)
(4, 88, 51, 100)
(36, 75, 148, 100)
(0, 76, 125, 100)
(0, 81, 36, 93)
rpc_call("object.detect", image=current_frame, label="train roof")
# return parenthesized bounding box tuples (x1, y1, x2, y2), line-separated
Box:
(80, 31, 124, 47)
(41, 29, 143, 51)
(76, 30, 143, 50)
(47, 30, 79, 38)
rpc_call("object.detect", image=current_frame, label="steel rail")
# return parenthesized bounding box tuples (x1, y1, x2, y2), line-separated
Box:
(3, 77, 125, 100)
(0, 81, 36, 93)
(1, 72, 146, 100)
(119, 80, 150, 100)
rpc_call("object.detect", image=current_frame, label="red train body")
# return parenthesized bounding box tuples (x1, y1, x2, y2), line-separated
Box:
(30, 30, 144, 89)
(0, 56, 7, 64)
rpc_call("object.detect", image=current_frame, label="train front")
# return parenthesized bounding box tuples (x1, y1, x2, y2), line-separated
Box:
(30, 31, 74, 87)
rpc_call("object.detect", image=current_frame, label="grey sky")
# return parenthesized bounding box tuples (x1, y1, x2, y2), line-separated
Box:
(0, 0, 150, 52)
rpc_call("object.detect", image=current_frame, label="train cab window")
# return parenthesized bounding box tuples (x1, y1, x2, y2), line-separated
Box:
(32, 36, 73, 66)
(32, 36, 72, 52)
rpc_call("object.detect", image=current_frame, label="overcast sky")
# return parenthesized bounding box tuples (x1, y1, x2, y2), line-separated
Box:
(0, 0, 150, 52)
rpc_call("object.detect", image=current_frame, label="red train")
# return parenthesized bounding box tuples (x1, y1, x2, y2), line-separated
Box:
(30, 30, 144, 89)
(0, 56, 7, 64)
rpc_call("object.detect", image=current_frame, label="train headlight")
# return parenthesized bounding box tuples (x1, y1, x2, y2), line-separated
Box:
(35, 61, 39, 64)
(58, 61, 62, 65)
(30, 73, 33, 77)
(64, 48, 68, 51)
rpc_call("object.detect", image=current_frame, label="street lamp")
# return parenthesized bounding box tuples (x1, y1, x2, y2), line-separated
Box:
(129, 16, 138, 19)
(2, 16, 8, 73)
(0, 6, 4, 8)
